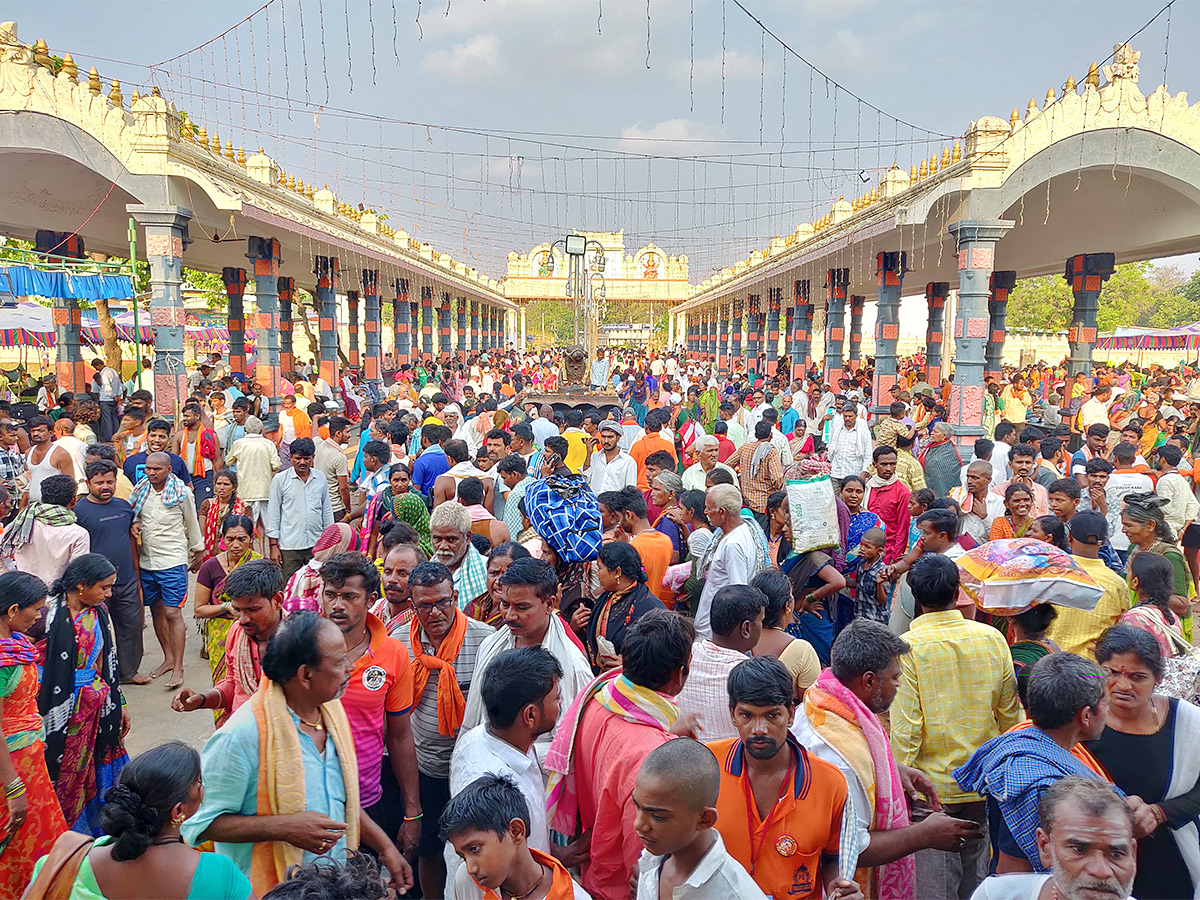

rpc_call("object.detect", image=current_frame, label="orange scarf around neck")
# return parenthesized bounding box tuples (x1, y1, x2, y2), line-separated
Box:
(409, 611, 469, 735)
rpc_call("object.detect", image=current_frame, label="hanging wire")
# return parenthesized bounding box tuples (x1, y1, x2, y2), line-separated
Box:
(344, 0, 354, 92)
(645, 0, 651, 69)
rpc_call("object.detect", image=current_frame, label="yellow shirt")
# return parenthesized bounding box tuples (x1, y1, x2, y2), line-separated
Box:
(562, 429, 589, 475)
(1045, 555, 1131, 659)
(891, 609, 1021, 805)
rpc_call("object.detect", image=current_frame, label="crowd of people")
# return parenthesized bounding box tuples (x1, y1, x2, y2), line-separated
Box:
(2, 342, 1200, 900)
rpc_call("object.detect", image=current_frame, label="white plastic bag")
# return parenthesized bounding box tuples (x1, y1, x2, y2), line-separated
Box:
(786, 475, 840, 554)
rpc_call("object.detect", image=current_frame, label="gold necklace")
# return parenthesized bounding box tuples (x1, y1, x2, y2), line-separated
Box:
(298, 710, 324, 731)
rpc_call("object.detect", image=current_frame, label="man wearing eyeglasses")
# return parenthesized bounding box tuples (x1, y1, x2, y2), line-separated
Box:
(395, 560, 495, 896)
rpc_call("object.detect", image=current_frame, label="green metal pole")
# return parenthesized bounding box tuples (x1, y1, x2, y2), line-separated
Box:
(129, 217, 140, 382)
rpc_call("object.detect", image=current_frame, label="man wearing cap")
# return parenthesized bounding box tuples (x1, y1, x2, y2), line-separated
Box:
(1045, 510, 1131, 659)
(588, 420, 637, 495)
(616, 407, 644, 454)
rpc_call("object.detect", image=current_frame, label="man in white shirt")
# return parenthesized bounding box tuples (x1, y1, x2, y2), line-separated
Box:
(527, 403, 558, 448)
(1156, 443, 1199, 541)
(828, 404, 873, 485)
(91, 356, 123, 442)
(35, 374, 60, 412)
(696, 485, 763, 639)
(682, 435, 736, 491)
(588, 421, 638, 495)
(951, 461, 1005, 546)
(1079, 384, 1114, 431)
(675, 585, 764, 742)
(968, 777, 1135, 900)
(617, 408, 645, 454)
(1105, 443, 1155, 557)
(444, 646, 562, 894)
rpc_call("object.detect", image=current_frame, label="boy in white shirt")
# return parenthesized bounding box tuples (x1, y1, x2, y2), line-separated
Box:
(634, 739, 766, 900)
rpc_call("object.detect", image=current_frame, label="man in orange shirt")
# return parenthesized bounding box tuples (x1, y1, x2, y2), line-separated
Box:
(709, 657, 862, 900)
(606, 486, 675, 604)
(630, 408, 678, 491)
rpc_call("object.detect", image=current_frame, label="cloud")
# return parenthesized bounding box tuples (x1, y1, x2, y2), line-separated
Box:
(672, 49, 762, 84)
(421, 34, 501, 80)
(615, 119, 726, 154)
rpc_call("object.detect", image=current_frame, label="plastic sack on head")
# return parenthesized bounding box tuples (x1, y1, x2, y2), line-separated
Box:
(956, 537, 1104, 615)
(786, 475, 840, 554)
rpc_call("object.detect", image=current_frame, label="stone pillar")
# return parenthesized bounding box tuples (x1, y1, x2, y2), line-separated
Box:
(986, 271, 1016, 381)
(667, 310, 675, 348)
(421, 286, 434, 361)
(745, 295, 761, 375)
(848, 295, 866, 374)
(439, 293, 452, 361)
(221, 267, 248, 377)
(313, 255, 341, 400)
(1064, 254, 1115, 379)
(519, 305, 527, 351)
(947, 219, 1014, 446)
(871, 253, 906, 416)
(469, 300, 480, 352)
(278, 277, 295, 377)
(791, 279, 812, 381)
(393, 278, 410, 365)
(247, 238, 282, 403)
(457, 298, 468, 360)
(128, 204, 192, 417)
(767, 289, 782, 373)
(362, 269, 382, 394)
(924, 282, 950, 387)
(410, 294, 421, 364)
(729, 300, 743, 374)
(52, 297, 87, 396)
(718, 303, 730, 373)
(345, 290, 360, 369)
(824, 268, 850, 387)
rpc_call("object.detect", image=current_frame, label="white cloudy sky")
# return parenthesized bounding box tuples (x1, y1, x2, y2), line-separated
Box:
(13, 0, 1198, 302)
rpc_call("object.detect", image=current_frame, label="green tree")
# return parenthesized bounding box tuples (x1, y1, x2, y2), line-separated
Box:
(1005, 274, 1073, 331)
(183, 268, 228, 310)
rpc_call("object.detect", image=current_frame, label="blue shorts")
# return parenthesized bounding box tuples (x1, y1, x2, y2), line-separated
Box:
(140, 565, 189, 608)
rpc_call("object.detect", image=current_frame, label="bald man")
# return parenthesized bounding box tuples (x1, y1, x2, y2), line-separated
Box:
(951, 461, 1005, 546)
(134, 450, 205, 689)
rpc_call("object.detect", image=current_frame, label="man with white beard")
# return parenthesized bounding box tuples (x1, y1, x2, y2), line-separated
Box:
(969, 776, 1137, 900)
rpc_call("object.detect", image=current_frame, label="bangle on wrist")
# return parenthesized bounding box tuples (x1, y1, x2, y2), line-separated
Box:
(403, 813, 423, 822)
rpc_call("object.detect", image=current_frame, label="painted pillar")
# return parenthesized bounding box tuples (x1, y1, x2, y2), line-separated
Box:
(519, 305, 527, 351)
(986, 271, 1016, 381)
(221, 267, 248, 377)
(393, 278, 410, 365)
(457, 298, 468, 360)
(421, 286, 434, 361)
(871, 253, 906, 417)
(314, 255, 341, 400)
(792, 279, 812, 381)
(410, 294, 421, 364)
(128, 204, 192, 417)
(729, 300, 743, 373)
(718, 302, 730, 373)
(51, 297, 86, 396)
(439, 293, 452, 362)
(1065, 254, 1115, 379)
(947, 219, 1014, 446)
(470, 301, 480, 352)
(667, 310, 675, 348)
(247, 238, 282, 403)
(766, 289, 782, 372)
(848, 295, 866, 373)
(746, 295, 762, 375)
(278, 277, 295, 377)
(925, 282, 950, 387)
(824, 268, 850, 388)
(345, 290, 360, 369)
(362, 269, 382, 395)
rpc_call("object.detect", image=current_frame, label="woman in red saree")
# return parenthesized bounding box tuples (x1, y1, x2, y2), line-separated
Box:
(0, 572, 66, 895)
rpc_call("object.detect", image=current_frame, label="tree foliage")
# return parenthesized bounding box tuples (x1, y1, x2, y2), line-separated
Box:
(1006, 262, 1200, 333)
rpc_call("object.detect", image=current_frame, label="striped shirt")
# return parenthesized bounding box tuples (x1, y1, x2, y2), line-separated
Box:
(395, 617, 494, 778)
(891, 609, 1022, 805)
(674, 640, 747, 743)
